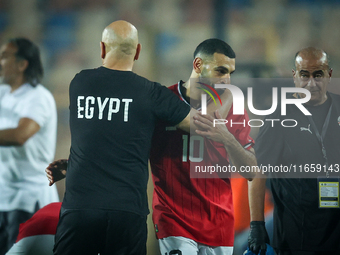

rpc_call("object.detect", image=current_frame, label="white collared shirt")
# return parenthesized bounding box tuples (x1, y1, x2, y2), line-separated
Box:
(0, 83, 59, 213)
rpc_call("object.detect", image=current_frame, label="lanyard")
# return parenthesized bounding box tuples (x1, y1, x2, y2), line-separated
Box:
(306, 101, 332, 177)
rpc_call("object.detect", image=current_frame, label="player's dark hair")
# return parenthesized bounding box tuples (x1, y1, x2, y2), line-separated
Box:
(193, 38, 235, 59)
(9, 37, 44, 87)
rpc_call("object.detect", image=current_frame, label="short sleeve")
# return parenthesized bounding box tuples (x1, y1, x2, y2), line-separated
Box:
(20, 88, 55, 128)
(254, 111, 284, 166)
(228, 108, 254, 150)
(151, 82, 191, 125)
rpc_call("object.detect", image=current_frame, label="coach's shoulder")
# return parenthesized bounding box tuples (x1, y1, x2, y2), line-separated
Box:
(329, 92, 340, 101)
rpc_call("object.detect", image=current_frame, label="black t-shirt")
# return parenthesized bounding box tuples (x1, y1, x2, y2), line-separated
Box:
(62, 67, 190, 215)
(305, 96, 332, 133)
(255, 93, 340, 251)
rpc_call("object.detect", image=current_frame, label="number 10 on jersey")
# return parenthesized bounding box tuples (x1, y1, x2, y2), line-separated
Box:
(182, 135, 204, 162)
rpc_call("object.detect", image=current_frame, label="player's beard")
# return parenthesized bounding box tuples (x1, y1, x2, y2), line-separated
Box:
(199, 73, 226, 95)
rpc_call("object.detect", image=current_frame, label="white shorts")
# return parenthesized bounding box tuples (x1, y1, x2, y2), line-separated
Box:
(6, 235, 54, 255)
(158, 236, 233, 255)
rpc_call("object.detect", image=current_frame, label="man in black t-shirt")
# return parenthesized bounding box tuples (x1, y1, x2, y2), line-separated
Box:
(248, 47, 340, 255)
(49, 21, 238, 254)
(52, 20, 196, 255)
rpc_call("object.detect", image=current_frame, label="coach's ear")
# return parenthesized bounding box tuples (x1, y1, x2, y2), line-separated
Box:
(100, 42, 106, 59)
(134, 43, 141, 61)
(329, 68, 333, 78)
(193, 57, 203, 74)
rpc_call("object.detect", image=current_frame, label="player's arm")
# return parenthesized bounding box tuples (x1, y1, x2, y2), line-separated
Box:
(0, 118, 40, 146)
(248, 174, 266, 221)
(248, 175, 269, 255)
(176, 108, 197, 133)
(46, 159, 68, 186)
(177, 89, 233, 133)
(246, 114, 281, 254)
(193, 110, 256, 180)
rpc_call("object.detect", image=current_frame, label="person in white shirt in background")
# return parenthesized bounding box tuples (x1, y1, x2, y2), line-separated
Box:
(0, 37, 58, 255)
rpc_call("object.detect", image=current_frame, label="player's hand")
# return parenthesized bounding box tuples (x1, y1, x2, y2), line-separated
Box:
(194, 110, 233, 144)
(248, 221, 270, 255)
(46, 159, 68, 186)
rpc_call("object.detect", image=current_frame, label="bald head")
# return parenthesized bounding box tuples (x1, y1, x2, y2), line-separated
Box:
(295, 47, 329, 69)
(102, 20, 139, 58)
(100, 20, 141, 70)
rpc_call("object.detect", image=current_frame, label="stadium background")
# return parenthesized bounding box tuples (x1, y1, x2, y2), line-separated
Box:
(1, 0, 340, 254)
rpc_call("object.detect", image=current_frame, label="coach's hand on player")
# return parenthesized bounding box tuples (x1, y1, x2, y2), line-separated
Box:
(194, 110, 233, 144)
(248, 221, 270, 255)
(46, 159, 68, 186)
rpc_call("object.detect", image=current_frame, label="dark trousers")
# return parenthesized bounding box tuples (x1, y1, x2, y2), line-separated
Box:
(54, 208, 147, 255)
(0, 209, 35, 255)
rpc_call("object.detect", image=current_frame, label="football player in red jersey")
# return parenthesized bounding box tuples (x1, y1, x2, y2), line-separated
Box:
(149, 39, 256, 255)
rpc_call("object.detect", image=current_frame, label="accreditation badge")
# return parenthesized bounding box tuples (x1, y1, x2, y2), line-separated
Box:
(317, 177, 340, 208)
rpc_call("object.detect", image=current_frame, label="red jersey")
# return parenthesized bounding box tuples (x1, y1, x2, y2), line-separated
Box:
(16, 202, 61, 242)
(150, 82, 254, 246)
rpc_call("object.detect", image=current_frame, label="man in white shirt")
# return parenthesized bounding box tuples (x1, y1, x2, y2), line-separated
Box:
(0, 38, 58, 255)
